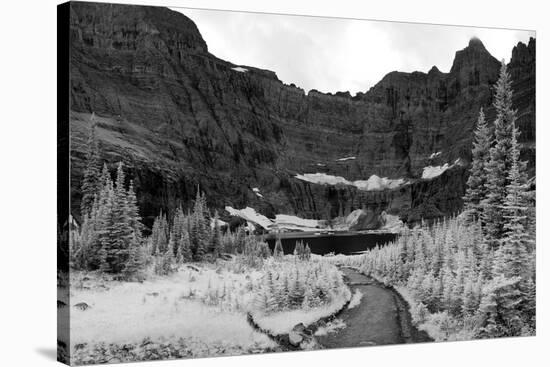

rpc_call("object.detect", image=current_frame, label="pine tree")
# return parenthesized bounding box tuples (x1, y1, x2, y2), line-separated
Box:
(288, 273, 305, 308)
(126, 180, 143, 238)
(463, 108, 492, 222)
(98, 186, 117, 273)
(462, 277, 478, 317)
(476, 275, 524, 338)
(482, 62, 518, 246)
(99, 163, 112, 192)
(169, 231, 181, 263)
(155, 238, 175, 275)
(171, 206, 186, 245)
(122, 233, 146, 281)
(273, 235, 284, 259)
(304, 244, 312, 261)
(179, 228, 193, 262)
(492, 128, 531, 279)
(211, 211, 223, 258)
(99, 163, 134, 273)
(80, 114, 102, 217)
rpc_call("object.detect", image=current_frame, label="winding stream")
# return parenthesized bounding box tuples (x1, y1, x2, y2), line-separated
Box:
(317, 268, 432, 348)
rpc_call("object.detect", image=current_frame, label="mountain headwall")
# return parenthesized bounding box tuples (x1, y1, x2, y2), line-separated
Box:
(68, 2, 536, 226)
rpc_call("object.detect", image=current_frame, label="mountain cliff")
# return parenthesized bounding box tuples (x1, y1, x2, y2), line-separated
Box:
(67, 2, 536, 227)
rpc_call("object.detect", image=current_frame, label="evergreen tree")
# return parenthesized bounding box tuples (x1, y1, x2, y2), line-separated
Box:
(179, 228, 193, 262)
(99, 163, 112, 192)
(155, 238, 175, 275)
(80, 114, 101, 217)
(482, 62, 518, 246)
(211, 211, 223, 258)
(122, 233, 146, 281)
(462, 277, 478, 317)
(126, 180, 143, 238)
(288, 272, 305, 307)
(99, 162, 134, 273)
(463, 108, 492, 222)
(273, 235, 284, 259)
(492, 128, 531, 279)
(304, 244, 312, 261)
(476, 276, 524, 338)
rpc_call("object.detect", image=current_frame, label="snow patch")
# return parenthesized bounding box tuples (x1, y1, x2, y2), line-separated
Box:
(429, 151, 442, 159)
(225, 206, 273, 229)
(336, 156, 356, 162)
(381, 214, 405, 232)
(353, 175, 405, 191)
(314, 318, 346, 336)
(226, 206, 321, 232)
(295, 173, 405, 191)
(347, 289, 363, 309)
(422, 164, 450, 179)
(296, 172, 351, 186)
(210, 218, 227, 229)
(252, 187, 264, 198)
(231, 66, 248, 73)
(274, 214, 319, 230)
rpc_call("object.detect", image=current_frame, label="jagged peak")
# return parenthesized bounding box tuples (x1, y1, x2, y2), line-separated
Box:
(468, 36, 485, 49)
(428, 65, 441, 74)
(450, 37, 497, 74)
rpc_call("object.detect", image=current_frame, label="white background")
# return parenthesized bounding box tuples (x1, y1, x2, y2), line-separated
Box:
(0, 0, 547, 366)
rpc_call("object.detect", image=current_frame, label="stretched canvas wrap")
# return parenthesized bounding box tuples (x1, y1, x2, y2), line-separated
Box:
(57, 1, 536, 365)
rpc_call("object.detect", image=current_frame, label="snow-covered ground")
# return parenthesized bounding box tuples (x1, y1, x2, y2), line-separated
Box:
(69, 265, 275, 356)
(250, 259, 351, 336)
(70, 265, 276, 362)
(295, 172, 406, 191)
(231, 66, 248, 73)
(252, 294, 350, 336)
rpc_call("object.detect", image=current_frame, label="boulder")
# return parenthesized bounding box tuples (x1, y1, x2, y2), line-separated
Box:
(288, 331, 303, 346)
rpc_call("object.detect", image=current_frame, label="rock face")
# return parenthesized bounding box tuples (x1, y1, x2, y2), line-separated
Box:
(67, 3, 536, 227)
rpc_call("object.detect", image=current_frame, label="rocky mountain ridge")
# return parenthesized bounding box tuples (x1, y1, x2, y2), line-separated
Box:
(68, 2, 535, 227)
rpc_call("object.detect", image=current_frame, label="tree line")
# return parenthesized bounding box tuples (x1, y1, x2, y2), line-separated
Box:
(71, 121, 314, 279)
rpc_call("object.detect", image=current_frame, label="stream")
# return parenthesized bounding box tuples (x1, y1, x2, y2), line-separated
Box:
(316, 267, 432, 348)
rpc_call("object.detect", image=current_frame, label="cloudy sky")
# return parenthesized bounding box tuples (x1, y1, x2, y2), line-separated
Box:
(172, 7, 535, 95)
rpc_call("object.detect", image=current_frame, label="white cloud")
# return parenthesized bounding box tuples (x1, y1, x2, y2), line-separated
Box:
(172, 7, 534, 94)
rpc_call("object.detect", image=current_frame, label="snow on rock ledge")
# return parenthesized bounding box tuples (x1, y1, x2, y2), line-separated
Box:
(274, 214, 319, 230)
(336, 156, 356, 161)
(225, 206, 273, 229)
(295, 172, 405, 191)
(231, 66, 248, 73)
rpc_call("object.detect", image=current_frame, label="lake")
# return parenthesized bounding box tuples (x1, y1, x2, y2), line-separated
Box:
(264, 231, 397, 255)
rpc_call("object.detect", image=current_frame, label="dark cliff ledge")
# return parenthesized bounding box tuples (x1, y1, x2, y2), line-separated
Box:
(67, 2, 536, 226)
